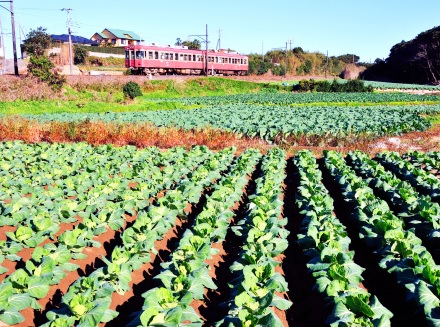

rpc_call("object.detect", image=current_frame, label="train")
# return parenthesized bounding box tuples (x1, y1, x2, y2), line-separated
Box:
(124, 44, 248, 76)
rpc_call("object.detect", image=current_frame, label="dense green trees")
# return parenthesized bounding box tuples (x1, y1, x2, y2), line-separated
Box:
(362, 25, 440, 85)
(175, 38, 201, 50)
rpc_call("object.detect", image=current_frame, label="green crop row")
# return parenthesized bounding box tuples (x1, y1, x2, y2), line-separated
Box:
(18, 104, 433, 143)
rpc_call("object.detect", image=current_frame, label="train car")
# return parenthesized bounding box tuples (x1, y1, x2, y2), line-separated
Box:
(125, 44, 248, 76)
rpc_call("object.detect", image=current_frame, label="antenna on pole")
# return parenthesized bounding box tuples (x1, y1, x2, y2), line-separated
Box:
(61, 8, 73, 75)
(216, 28, 221, 50)
(18, 21, 24, 58)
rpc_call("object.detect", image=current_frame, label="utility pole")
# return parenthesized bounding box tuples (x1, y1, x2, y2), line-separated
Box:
(284, 42, 287, 77)
(205, 24, 208, 76)
(61, 8, 73, 75)
(0, 0, 18, 75)
(0, 14, 4, 74)
(188, 24, 209, 76)
(9, 0, 17, 75)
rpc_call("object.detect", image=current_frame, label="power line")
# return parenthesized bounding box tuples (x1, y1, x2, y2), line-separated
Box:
(15, 7, 61, 11)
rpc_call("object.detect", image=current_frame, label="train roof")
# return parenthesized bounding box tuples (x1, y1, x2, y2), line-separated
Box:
(125, 44, 248, 57)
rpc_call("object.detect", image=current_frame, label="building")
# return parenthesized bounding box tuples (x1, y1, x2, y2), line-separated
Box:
(90, 28, 143, 47)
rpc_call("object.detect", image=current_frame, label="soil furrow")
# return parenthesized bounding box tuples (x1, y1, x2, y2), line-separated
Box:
(283, 157, 330, 327)
(320, 157, 427, 326)
(199, 162, 261, 326)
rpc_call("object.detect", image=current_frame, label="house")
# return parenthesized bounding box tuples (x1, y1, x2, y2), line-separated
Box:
(90, 28, 143, 47)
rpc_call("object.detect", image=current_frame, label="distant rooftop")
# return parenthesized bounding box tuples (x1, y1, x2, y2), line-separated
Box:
(51, 34, 97, 45)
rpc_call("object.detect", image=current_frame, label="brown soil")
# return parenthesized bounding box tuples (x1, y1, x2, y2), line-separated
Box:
(367, 124, 440, 153)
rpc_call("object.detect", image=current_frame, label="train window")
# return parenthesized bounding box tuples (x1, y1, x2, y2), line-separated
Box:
(148, 52, 153, 59)
(154, 51, 159, 59)
(184, 54, 188, 61)
(188, 55, 191, 61)
(215, 57, 218, 63)
(193, 55, 196, 61)
(164, 53, 169, 60)
(135, 51, 144, 59)
(125, 51, 130, 60)
(244, 59, 247, 64)
(197, 55, 202, 61)
(175, 53, 178, 60)
(169, 53, 173, 60)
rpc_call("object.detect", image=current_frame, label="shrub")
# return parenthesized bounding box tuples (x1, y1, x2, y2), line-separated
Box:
(123, 81, 142, 99)
(74, 45, 88, 65)
(27, 55, 66, 91)
(292, 78, 373, 93)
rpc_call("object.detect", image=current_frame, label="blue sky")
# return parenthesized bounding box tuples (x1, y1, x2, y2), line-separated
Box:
(1, 0, 439, 62)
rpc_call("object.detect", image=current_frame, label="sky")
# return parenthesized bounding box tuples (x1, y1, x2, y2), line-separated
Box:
(1, 0, 440, 63)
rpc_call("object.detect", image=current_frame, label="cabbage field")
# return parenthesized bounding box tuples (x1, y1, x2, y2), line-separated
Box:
(11, 92, 440, 146)
(20, 105, 431, 143)
(2, 141, 440, 326)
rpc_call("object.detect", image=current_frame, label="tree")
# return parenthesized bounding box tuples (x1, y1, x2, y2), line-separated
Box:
(362, 25, 440, 84)
(337, 54, 360, 64)
(175, 38, 201, 50)
(22, 27, 52, 56)
(23, 26, 66, 91)
(183, 39, 201, 50)
(292, 47, 304, 54)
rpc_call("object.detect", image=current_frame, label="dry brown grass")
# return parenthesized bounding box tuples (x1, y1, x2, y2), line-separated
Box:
(0, 76, 65, 101)
(2, 116, 428, 157)
(0, 117, 273, 153)
(340, 64, 366, 80)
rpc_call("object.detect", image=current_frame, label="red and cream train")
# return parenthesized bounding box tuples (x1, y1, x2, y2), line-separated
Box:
(125, 44, 248, 76)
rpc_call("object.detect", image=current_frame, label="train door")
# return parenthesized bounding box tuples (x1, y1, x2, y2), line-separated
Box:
(125, 45, 135, 68)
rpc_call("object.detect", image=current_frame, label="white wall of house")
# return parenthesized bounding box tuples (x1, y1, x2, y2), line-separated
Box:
(48, 47, 124, 58)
